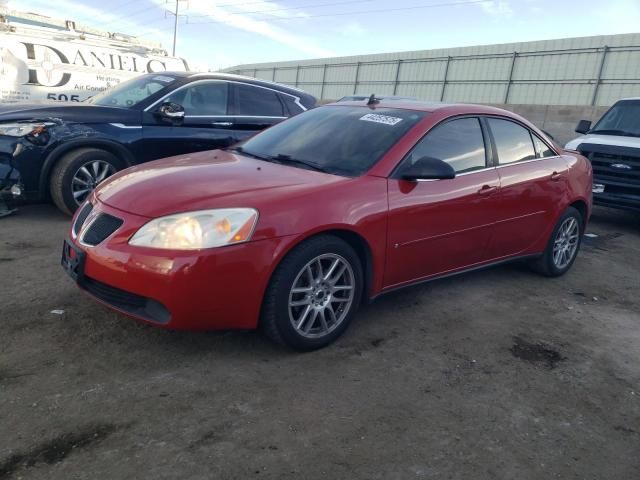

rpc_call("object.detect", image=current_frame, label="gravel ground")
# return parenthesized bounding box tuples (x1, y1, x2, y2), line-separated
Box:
(1, 204, 639, 480)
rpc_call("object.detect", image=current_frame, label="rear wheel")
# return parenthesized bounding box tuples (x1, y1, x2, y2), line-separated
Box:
(50, 148, 121, 215)
(261, 235, 363, 351)
(531, 206, 583, 277)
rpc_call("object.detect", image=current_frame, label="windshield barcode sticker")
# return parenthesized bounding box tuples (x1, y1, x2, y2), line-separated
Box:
(359, 113, 403, 126)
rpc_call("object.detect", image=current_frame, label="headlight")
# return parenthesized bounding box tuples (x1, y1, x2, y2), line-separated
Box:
(129, 208, 259, 250)
(0, 122, 51, 137)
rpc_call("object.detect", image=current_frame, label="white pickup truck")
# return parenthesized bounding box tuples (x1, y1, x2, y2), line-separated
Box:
(0, 8, 188, 105)
(565, 98, 640, 213)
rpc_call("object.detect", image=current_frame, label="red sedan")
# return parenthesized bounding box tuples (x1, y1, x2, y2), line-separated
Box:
(62, 99, 592, 350)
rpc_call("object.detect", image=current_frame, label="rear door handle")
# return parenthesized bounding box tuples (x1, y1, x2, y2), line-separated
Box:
(551, 171, 563, 181)
(212, 122, 233, 127)
(477, 185, 498, 196)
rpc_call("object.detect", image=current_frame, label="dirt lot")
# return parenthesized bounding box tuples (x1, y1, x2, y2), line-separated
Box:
(1, 204, 639, 479)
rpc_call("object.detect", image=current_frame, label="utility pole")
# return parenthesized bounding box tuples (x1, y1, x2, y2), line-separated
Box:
(168, 0, 187, 56)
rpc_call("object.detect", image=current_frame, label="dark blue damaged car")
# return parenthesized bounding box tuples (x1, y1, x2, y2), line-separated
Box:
(0, 72, 315, 214)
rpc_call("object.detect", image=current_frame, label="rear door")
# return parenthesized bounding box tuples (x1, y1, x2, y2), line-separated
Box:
(229, 82, 290, 142)
(485, 117, 569, 258)
(385, 117, 502, 288)
(140, 80, 238, 161)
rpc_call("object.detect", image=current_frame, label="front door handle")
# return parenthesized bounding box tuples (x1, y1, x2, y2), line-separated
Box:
(212, 122, 233, 127)
(551, 171, 563, 181)
(477, 185, 498, 196)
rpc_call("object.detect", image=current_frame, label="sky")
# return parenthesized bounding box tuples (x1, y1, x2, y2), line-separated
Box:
(6, 0, 640, 71)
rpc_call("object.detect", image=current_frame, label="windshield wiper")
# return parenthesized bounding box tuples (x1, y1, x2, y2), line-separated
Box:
(228, 147, 330, 173)
(226, 146, 273, 162)
(267, 154, 330, 173)
(589, 129, 640, 137)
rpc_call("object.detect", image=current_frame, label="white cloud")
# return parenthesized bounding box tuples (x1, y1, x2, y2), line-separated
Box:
(600, 0, 640, 33)
(480, 0, 514, 18)
(171, 0, 333, 57)
(338, 21, 366, 38)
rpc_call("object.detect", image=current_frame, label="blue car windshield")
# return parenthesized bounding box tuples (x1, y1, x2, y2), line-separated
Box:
(86, 74, 177, 108)
(236, 105, 427, 176)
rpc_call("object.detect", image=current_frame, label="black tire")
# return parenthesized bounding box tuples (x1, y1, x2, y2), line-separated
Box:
(530, 206, 584, 277)
(50, 148, 122, 215)
(261, 235, 363, 351)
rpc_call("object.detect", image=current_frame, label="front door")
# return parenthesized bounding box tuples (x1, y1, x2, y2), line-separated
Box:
(140, 80, 238, 162)
(385, 117, 502, 288)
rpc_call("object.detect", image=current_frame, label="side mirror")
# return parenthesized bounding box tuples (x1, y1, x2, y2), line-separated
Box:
(400, 156, 456, 181)
(575, 119, 591, 135)
(155, 101, 185, 123)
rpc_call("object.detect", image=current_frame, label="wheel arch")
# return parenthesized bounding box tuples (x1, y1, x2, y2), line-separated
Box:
(38, 139, 135, 199)
(268, 227, 377, 306)
(569, 198, 589, 231)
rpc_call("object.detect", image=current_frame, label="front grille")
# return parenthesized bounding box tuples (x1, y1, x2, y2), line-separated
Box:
(81, 276, 171, 324)
(82, 213, 123, 246)
(73, 202, 93, 236)
(579, 143, 640, 195)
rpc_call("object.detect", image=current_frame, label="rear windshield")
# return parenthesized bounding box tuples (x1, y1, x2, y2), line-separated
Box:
(591, 99, 640, 137)
(238, 105, 426, 176)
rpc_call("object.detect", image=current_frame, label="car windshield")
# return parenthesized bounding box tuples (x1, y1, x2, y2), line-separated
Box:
(591, 100, 640, 137)
(86, 74, 178, 107)
(235, 106, 426, 176)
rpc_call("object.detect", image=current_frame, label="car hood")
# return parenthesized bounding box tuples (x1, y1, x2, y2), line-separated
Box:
(96, 149, 348, 218)
(565, 133, 640, 150)
(0, 104, 140, 124)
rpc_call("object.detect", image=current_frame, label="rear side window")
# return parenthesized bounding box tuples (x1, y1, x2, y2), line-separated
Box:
(233, 84, 284, 117)
(405, 117, 487, 174)
(532, 134, 556, 158)
(488, 118, 536, 165)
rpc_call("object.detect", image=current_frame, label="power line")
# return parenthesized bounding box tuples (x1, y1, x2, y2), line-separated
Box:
(185, 0, 491, 24)
(184, 0, 374, 18)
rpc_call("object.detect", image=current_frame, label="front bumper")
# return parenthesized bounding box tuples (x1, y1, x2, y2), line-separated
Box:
(593, 191, 640, 212)
(62, 200, 292, 330)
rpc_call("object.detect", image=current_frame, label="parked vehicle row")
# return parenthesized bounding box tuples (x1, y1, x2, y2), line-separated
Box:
(0, 72, 316, 214)
(62, 99, 593, 350)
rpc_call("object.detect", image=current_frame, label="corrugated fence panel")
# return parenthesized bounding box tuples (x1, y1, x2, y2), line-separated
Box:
(323, 84, 356, 100)
(225, 34, 640, 105)
(273, 68, 297, 84)
(395, 83, 442, 101)
(398, 59, 447, 82)
(325, 64, 358, 83)
(448, 56, 512, 81)
(444, 83, 506, 103)
(603, 49, 640, 79)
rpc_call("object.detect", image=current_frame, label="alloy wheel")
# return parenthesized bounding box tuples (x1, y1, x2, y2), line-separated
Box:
(288, 253, 355, 339)
(71, 160, 116, 205)
(552, 216, 580, 269)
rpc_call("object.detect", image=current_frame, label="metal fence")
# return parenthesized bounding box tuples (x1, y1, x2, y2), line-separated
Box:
(227, 42, 640, 106)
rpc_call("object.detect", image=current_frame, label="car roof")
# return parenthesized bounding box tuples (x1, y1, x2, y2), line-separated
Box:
(158, 71, 314, 100)
(326, 99, 518, 116)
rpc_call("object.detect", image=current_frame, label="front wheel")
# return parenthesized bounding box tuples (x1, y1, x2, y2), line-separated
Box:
(261, 235, 363, 351)
(50, 148, 122, 215)
(531, 206, 583, 277)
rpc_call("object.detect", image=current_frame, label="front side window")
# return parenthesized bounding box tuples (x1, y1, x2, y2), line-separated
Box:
(164, 82, 228, 116)
(236, 106, 426, 176)
(233, 84, 284, 117)
(403, 117, 487, 174)
(488, 118, 536, 165)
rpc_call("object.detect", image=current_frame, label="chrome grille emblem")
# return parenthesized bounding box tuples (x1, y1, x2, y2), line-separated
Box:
(611, 163, 632, 170)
